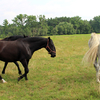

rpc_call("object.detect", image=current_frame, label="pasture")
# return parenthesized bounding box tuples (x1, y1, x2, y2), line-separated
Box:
(0, 34, 100, 100)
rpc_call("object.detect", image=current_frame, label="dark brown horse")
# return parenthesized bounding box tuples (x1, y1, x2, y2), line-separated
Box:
(0, 36, 56, 81)
(1, 35, 28, 75)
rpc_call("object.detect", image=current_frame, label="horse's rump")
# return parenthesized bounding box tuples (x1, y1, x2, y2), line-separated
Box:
(82, 33, 100, 64)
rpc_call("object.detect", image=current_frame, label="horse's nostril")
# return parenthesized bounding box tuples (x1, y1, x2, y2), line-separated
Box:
(51, 54, 56, 57)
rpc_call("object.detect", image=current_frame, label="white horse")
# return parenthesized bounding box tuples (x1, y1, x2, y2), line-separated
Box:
(82, 32, 100, 83)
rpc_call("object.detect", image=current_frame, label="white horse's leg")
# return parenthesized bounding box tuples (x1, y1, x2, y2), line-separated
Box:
(93, 58, 100, 83)
(96, 64, 100, 83)
(96, 44, 100, 83)
(94, 57, 97, 71)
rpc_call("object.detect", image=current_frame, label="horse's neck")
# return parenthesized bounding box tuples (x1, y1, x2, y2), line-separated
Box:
(29, 39, 47, 53)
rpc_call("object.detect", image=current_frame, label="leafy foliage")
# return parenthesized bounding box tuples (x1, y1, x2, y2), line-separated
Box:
(0, 14, 100, 37)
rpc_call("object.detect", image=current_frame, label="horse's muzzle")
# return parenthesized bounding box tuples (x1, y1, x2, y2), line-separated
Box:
(51, 53, 56, 57)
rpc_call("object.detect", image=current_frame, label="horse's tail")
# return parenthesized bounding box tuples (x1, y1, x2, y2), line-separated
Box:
(82, 33, 99, 64)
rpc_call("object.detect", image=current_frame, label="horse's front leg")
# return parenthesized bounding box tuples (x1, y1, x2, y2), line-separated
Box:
(18, 59, 29, 81)
(14, 61, 22, 75)
(94, 57, 100, 83)
(25, 59, 29, 80)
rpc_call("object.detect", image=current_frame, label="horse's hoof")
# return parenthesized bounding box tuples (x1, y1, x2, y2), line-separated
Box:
(2, 72, 5, 74)
(3, 81, 7, 83)
(2, 79, 7, 83)
(97, 80, 100, 83)
(25, 80, 28, 82)
(18, 77, 20, 81)
(19, 72, 22, 75)
(19, 73, 22, 75)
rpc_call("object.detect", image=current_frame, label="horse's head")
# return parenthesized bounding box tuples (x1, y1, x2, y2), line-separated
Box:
(46, 37, 56, 57)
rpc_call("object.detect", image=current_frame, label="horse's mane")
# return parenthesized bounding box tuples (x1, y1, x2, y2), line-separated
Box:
(2, 35, 28, 41)
(82, 33, 100, 64)
(2, 36, 22, 41)
(23, 37, 47, 43)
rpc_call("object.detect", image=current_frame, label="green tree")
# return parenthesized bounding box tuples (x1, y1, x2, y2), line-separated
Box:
(0, 14, 94, 37)
(0, 25, 5, 37)
(8, 24, 19, 35)
(56, 22, 76, 35)
(3, 19, 9, 34)
(51, 27, 58, 35)
(79, 20, 91, 34)
(89, 16, 100, 33)
(47, 26, 53, 35)
(12, 14, 27, 27)
(71, 16, 81, 34)
(24, 27, 32, 36)
(38, 15, 48, 36)
(25, 15, 38, 28)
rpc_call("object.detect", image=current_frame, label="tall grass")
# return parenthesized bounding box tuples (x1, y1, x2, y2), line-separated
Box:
(0, 34, 100, 100)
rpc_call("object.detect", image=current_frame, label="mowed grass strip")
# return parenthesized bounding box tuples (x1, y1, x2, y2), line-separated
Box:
(0, 34, 100, 100)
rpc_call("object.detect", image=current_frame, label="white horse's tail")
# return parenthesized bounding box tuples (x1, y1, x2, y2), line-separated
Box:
(82, 33, 99, 64)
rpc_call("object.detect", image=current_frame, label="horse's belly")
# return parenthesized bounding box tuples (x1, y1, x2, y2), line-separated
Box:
(0, 54, 18, 62)
(0, 41, 30, 62)
(0, 49, 19, 62)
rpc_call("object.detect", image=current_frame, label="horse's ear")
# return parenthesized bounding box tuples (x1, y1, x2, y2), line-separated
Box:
(23, 34, 25, 37)
(48, 37, 50, 40)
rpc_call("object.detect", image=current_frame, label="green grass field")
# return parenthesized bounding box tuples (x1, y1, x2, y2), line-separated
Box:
(0, 34, 100, 100)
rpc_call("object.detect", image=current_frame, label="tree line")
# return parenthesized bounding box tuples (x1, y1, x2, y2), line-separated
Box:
(0, 14, 100, 37)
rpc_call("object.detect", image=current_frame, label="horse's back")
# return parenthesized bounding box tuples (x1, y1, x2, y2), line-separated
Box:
(0, 40, 31, 62)
(88, 33, 100, 48)
(0, 41, 19, 61)
(2, 35, 25, 41)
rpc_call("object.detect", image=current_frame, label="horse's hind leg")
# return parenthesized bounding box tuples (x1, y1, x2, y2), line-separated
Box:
(96, 44, 100, 83)
(94, 57, 98, 71)
(14, 61, 22, 75)
(0, 75, 7, 83)
(18, 59, 29, 81)
(95, 63, 100, 83)
(93, 57, 100, 83)
(2, 62, 8, 74)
